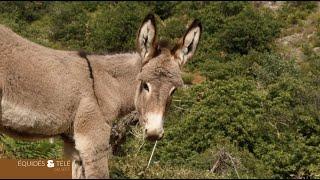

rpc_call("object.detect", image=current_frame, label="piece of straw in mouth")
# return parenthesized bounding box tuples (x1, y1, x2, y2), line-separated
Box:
(146, 140, 158, 169)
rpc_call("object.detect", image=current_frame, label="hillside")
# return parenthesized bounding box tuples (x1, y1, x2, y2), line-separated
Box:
(0, 1, 319, 179)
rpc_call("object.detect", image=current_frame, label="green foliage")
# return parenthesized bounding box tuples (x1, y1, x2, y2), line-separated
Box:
(255, 76, 320, 178)
(315, 22, 320, 47)
(217, 5, 282, 54)
(0, 2, 50, 24)
(192, 3, 225, 35)
(217, 1, 248, 17)
(86, 2, 148, 53)
(0, 1, 319, 179)
(159, 78, 266, 158)
(181, 72, 194, 85)
(158, 16, 188, 45)
(0, 136, 62, 159)
(49, 2, 89, 49)
(0, 2, 49, 34)
(149, 1, 179, 20)
(287, 1, 318, 13)
(278, 1, 318, 26)
(244, 52, 298, 85)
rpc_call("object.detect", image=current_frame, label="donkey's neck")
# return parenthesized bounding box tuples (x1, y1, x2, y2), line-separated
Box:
(88, 53, 142, 117)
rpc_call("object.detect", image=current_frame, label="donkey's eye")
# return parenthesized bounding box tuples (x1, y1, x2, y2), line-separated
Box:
(143, 82, 149, 92)
(170, 88, 176, 96)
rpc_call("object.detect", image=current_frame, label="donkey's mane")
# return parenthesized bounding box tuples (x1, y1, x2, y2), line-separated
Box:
(157, 39, 173, 49)
(76, 39, 174, 60)
(77, 50, 93, 79)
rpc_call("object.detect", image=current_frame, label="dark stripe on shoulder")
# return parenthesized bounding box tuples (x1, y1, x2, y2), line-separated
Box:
(78, 50, 93, 79)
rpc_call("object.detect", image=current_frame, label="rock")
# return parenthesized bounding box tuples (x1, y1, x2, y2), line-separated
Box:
(277, 33, 304, 47)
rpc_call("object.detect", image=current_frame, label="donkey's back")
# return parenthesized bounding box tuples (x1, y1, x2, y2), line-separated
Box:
(0, 25, 93, 137)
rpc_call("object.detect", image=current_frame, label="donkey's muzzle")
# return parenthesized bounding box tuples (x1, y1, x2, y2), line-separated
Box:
(144, 112, 164, 141)
(145, 128, 164, 141)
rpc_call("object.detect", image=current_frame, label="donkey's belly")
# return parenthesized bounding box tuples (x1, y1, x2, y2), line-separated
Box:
(0, 100, 70, 136)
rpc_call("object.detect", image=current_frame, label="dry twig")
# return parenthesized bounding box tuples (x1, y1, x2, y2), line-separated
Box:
(146, 140, 158, 169)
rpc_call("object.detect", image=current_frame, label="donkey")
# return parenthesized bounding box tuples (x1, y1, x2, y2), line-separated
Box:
(0, 14, 202, 178)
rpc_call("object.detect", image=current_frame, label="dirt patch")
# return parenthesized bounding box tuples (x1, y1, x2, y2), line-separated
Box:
(192, 72, 206, 84)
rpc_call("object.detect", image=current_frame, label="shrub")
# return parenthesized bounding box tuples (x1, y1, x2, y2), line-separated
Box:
(217, 5, 282, 54)
(0, 2, 51, 34)
(255, 76, 320, 178)
(0, 1, 319, 179)
(278, 1, 318, 26)
(0, 135, 62, 159)
(244, 51, 298, 85)
(217, 1, 248, 17)
(86, 2, 149, 53)
(155, 78, 266, 162)
(0, 1, 50, 23)
(159, 16, 189, 45)
(191, 3, 224, 35)
(49, 2, 89, 49)
(181, 72, 194, 85)
(149, 1, 179, 20)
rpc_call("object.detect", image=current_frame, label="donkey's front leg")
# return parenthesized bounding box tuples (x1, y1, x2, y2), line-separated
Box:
(73, 98, 112, 179)
(62, 136, 85, 179)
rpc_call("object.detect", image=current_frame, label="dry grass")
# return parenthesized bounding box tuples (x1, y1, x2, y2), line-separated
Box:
(275, 9, 320, 63)
(192, 71, 206, 85)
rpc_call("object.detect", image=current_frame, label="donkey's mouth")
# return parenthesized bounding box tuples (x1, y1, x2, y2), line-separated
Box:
(146, 133, 164, 141)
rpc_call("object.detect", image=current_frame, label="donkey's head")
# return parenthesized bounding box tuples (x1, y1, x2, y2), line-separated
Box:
(134, 14, 202, 141)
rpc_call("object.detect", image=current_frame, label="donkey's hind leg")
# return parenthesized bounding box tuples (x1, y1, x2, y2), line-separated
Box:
(62, 136, 85, 179)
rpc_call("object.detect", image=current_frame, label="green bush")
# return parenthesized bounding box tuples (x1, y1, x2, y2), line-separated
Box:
(256, 76, 320, 178)
(191, 3, 224, 35)
(0, 1, 50, 23)
(0, 2, 50, 34)
(217, 5, 282, 54)
(156, 78, 266, 163)
(0, 136, 62, 159)
(217, 1, 248, 17)
(149, 1, 179, 20)
(49, 2, 89, 49)
(244, 52, 298, 85)
(278, 1, 318, 26)
(0, 1, 319, 179)
(287, 1, 318, 13)
(316, 23, 320, 47)
(181, 72, 194, 85)
(159, 16, 189, 45)
(86, 2, 148, 53)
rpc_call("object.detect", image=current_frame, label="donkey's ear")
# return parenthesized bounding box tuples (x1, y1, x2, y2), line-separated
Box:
(173, 19, 202, 67)
(137, 14, 157, 64)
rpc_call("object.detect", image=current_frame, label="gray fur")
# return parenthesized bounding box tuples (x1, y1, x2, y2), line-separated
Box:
(0, 14, 201, 178)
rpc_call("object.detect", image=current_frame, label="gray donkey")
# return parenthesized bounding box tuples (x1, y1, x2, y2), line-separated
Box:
(0, 14, 202, 178)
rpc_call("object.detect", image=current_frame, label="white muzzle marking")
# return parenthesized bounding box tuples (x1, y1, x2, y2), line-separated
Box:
(145, 113, 164, 137)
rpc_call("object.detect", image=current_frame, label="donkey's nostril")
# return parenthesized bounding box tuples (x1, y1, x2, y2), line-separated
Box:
(146, 134, 161, 141)
(145, 128, 164, 141)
